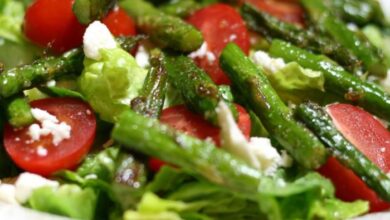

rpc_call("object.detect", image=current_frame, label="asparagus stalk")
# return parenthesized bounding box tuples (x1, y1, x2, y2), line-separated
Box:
(164, 55, 237, 125)
(269, 39, 390, 122)
(159, 0, 201, 18)
(219, 43, 328, 169)
(112, 110, 262, 199)
(6, 97, 34, 128)
(72, 0, 117, 25)
(120, 0, 203, 52)
(296, 102, 390, 201)
(131, 51, 168, 118)
(240, 3, 363, 75)
(0, 36, 142, 99)
(301, 0, 387, 77)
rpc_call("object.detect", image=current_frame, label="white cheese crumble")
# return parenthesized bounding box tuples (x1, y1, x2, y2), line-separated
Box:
(36, 146, 48, 157)
(0, 184, 18, 205)
(135, 45, 150, 68)
(380, 69, 390, 93)
(250, 50, 286, 74)
(46, 80, 56, 87)
(216, 102, 291, 175)
(28, 108, 71, 146)
(379, 0, 390, 23)
(83, 21, 117, 60)
(15, 172, 59, 204)
(188, 42, 216, 63)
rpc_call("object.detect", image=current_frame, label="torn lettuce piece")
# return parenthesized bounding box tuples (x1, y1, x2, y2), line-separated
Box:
(79, 48, 147, 122)
(271, 62, 325, 91)
(0, 0, 41, 70)
(257, 172, 369, 220)
(28, 184, 97, 220)
(362, 25, 390, 67)
(123, 192, 187, 220)
(79, 21, 147, 122)
(250, 50, 325, 92)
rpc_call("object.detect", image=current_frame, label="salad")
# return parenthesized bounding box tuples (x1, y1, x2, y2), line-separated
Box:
(0, 0, 390, 219)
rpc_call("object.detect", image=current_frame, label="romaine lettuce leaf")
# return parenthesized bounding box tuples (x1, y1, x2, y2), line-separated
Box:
(0, 0, 41, 70)
(28, 184, 97, 220)
(257, 172, 368, 220)
(269, 62, 325, 92)
(79, 48, 147, 122)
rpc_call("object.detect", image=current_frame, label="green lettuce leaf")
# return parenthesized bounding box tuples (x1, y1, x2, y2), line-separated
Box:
(79, 48, 147, 122)
(28, 184, 97, 220)
(268, 62, 325, 92)
(0, 0, 24, 43)
(0, 0, 41, 70)
(257, 172, 368, 220)
(363, 25, 390, 67)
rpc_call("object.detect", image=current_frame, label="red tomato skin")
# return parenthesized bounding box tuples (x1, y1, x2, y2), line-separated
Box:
(150, 104, 251, 171)
(327, 104, 390, 171)
(318, 103, 390, 212)
(244, 0, 305, 26)
(3, 98, 96, 176)
(187, 4, 250, 85)
(318, 157, 390, 212)
(102, 7, 136, 37)
(24, 0, 86, 54)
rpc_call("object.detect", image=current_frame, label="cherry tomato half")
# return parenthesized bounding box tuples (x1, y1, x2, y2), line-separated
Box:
(4, 98, 96, 176)
(244, 0, 305, 26)
(187, 4, 250, 85)
(318, 103, 390, 212)
(102, 7, 137, 37)
(149, 104, 251, 172)
(24, 0, 86, 54)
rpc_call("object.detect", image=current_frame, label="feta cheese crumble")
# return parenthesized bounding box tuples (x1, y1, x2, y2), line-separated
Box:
(250, 50, 286, 73)
(379, 0, 390, 23)
(46, 80, 56, 87)
(188, 42, 216, 63)
(0, 184, 18, 205)
(216, 101, 291, 175)
(135, 45, 150, 68)
(83, 21, 117, 60)
(14, 172, 59, 204)
(27, 108, 71, 146)
(380, 69, 390, 94)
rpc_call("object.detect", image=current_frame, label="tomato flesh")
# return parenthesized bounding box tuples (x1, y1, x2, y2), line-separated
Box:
(244, 0, 305, 26)
(24, 0, 86, 54)
(318, 103, 390, 212)
(187, 4, 250, 85)
(102, 7, 136, 37)
(149, 104, 251, 171)
(3, 98, 96, 176)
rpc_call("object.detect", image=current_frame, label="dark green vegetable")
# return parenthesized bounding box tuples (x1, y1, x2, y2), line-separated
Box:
(296, 102, 390, 202)
(120, 0, 203, 52)
(6, 97, 34, 127)
(269, 39, 390, 122)
(0, 36, 141, 99)
(39, 86, 85, 100)
(322, 0, 387, 27)
(240, 3, 362, 75)
(0, 49, 83, 99)
(165, 55, 237, 124)
(220, 43, 328, 169)
(131, 51, 168, 118)
(159, 0, 201, 18)
(77, 147, 148, 188)
(112, 109, 262, 199)
(301, 0, 387, 77)
(72, 0, 116, 24)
